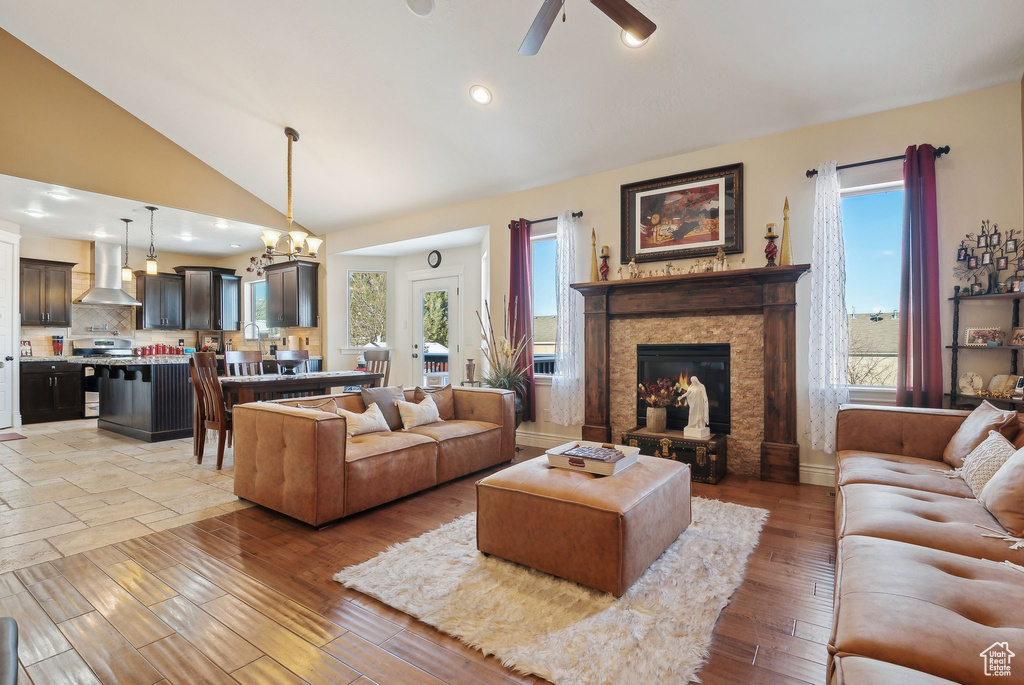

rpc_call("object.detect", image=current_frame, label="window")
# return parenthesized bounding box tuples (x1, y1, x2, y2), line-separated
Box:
(842, 179, 904, 387)
(243, 280, 278, 339)
(347, 271, 387, 348)
(531, 234, 557, 375)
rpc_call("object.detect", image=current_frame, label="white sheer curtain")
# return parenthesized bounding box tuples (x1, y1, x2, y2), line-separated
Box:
(808, 161, 850, 454)
(549, 210, 585, 426)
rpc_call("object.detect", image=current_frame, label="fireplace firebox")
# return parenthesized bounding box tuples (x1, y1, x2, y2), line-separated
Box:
(636, 344, 730, 435)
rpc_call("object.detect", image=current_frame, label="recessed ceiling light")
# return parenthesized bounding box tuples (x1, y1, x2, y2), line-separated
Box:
(47, 191, 73, 201)
(621, 29, 648, 48)
(229, 243, 241, 248)
(214, 221, 230, 229)
(24, 209, 45, 218)
(469, 85, 492, 105)
(406, 0, 433, 16)
(179, 234, 194, 241)
(92, 230, 109, 238)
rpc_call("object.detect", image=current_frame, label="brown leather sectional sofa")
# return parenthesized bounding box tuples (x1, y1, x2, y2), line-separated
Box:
(232, 387, 515, 526)
(831, 405, 1024, 685)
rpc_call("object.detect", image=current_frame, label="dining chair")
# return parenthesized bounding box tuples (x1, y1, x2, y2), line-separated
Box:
(190, 352, 232, 469)
(225, 350, 264, 377)
(275, 349, 310, 373)
(364, 348, 392, 387)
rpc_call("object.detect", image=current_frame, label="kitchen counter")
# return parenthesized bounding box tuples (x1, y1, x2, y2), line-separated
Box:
(24, 354, 323, 365)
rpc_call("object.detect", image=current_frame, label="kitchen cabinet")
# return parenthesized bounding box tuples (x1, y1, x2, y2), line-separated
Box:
(175, 266, 241, 331)
(264, 261, 318, 329)
(135, 272, 184, 330)
(20, 361, 82, 423)
(20, 259, 75, 327)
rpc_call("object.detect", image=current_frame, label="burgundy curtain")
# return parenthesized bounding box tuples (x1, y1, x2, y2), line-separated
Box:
(509, 218, 536, 422)
(897, 144, 943, 407)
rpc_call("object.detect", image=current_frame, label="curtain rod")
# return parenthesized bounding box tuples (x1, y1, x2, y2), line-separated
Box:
(511, 211, 583, 227)
(805, 145, 950, 178)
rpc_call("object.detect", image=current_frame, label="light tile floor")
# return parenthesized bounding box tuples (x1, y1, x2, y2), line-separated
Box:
(0, 419, 249, 572)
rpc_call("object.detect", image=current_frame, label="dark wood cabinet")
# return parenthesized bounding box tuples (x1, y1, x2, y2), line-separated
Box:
(20, 361, 82, 424)
(175, 266, 241, 331)
(264, 261, 318, 329)
(20, 259, 75, 327)
(135, 272, 184, 330)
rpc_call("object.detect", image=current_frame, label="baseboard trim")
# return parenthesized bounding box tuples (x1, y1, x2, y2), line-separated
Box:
(515, 429, 581, 449)
(799, 462, 835, 487)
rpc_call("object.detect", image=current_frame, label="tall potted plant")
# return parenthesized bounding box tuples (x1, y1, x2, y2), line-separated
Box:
(478, 298, 531, 428)
(638, 378, 680, 433)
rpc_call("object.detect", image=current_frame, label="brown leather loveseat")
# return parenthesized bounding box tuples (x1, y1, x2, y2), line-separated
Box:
(830, 405, 1024, 684)
(232, 387, 515, 526)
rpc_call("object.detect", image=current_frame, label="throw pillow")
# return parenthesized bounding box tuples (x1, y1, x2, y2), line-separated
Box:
(397, 394, 442, 430)
(336, 402, 391, 437)
(979, 447, 1024, 536)
(942, 401, 1017, 468)
(414, 384, 455, 421)
(959, 430, 1016, 497)
(360, 386, 404, 431)
(1012, 413, 1024, 449)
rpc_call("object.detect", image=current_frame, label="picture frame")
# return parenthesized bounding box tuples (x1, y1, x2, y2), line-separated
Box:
(1018, 280, 1024, 293)
(956, 246, 968, 261)
(991, 231, 1002, 247)
(964, 326, 1004, 347)
(1012, 279, 1022, 292)
(982, 251, 993, 266)
(620, 163, 743, 264)
(970, 281, 984, 295)
(978, 234, 989, 248)
(1006, 238, 1017, 253)
(1010, 327, 1024, 347)
(997, 256, 1009, 270)
(968, 255, 979, 269)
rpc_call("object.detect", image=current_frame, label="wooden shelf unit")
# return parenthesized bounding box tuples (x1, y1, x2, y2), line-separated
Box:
(949, 292, 1023, 408)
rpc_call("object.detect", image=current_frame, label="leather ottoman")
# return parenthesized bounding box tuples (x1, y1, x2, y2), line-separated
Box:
(476, 455, 691, 596)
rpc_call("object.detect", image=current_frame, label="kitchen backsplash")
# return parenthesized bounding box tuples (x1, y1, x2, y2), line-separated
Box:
(21, 266, 323, 357)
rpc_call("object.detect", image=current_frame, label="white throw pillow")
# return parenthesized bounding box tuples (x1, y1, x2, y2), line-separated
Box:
(960, 429, 1016, 497)
(337, 402, 392, 437)
(397, 394, 443, 430)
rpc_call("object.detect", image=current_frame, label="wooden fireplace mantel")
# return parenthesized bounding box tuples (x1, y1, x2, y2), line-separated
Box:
(571, 264, 811, 483)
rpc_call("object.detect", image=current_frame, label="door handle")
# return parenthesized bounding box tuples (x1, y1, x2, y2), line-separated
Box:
(411, 353, 419, 359)
(4, 356, 12, 361)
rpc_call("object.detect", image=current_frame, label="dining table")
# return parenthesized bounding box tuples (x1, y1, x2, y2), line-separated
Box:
(220, 369, 384, 405)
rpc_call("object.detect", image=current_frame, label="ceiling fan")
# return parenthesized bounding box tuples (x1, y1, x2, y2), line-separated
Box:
(519, 0, 656, 55)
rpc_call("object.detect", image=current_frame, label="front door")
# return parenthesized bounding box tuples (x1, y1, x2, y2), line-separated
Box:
(0, 237, 15, 428)
(412, 276, 460, 388)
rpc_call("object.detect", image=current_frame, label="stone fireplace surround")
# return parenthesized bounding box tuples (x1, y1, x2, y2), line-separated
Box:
(613, 319, 763, 476)
(572, 265, 810, 483)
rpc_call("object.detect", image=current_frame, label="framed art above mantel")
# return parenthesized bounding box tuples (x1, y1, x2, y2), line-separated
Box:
(620, 163, 743, 264)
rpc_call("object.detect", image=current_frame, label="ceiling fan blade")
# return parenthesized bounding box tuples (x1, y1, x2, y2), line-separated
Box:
(518, 0, 564, 56)
(590, 0, 656, 40)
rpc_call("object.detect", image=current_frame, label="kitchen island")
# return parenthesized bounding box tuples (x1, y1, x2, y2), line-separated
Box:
(90, 357, 194, 442)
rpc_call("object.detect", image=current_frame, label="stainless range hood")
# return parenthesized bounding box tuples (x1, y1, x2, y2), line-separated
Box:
(74, 242, 142, 307)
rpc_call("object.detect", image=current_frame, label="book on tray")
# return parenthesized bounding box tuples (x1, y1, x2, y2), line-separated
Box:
(546, 441, 640, 476)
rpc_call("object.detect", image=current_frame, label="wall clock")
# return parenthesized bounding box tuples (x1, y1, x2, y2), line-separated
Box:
(428, 250, 442, 268)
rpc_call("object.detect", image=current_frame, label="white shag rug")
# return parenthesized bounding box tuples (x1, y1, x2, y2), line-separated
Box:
(335, 497, 768, 685)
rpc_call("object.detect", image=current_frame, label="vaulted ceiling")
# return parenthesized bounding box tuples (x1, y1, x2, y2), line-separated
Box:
(2, 0, 1022, 233)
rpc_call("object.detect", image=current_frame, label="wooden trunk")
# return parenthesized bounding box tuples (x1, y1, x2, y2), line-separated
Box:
(621, 427, 728, 485)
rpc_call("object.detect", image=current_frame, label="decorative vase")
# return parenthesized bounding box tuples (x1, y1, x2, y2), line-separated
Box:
(646, 406, 667, 433)
(465, 358, 476, 382)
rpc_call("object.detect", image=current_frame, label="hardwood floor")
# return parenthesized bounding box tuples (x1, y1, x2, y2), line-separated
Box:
(2, 448, 836, 684)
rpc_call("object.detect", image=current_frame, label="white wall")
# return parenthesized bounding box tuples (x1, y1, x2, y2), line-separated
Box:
(323, 82, 1024, 484)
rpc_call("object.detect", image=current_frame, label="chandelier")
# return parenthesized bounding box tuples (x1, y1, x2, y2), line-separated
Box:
(248, 127, 323, 277)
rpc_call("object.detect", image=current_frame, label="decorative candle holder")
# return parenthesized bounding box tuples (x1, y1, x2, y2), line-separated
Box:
(764, 223, 779, 267)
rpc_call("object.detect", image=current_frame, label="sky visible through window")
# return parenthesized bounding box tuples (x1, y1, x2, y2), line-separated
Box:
(842, 189, 903, 314)
(532, 237, 557, 316)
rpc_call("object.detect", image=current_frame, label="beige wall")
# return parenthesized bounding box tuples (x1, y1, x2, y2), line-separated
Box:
(0, 28, 296, 232)
(324, 81, 1024, 483)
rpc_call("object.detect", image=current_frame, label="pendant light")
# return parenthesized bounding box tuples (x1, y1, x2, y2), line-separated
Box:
(121, 218, 133, 282)
(145, 206, 159, 274)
